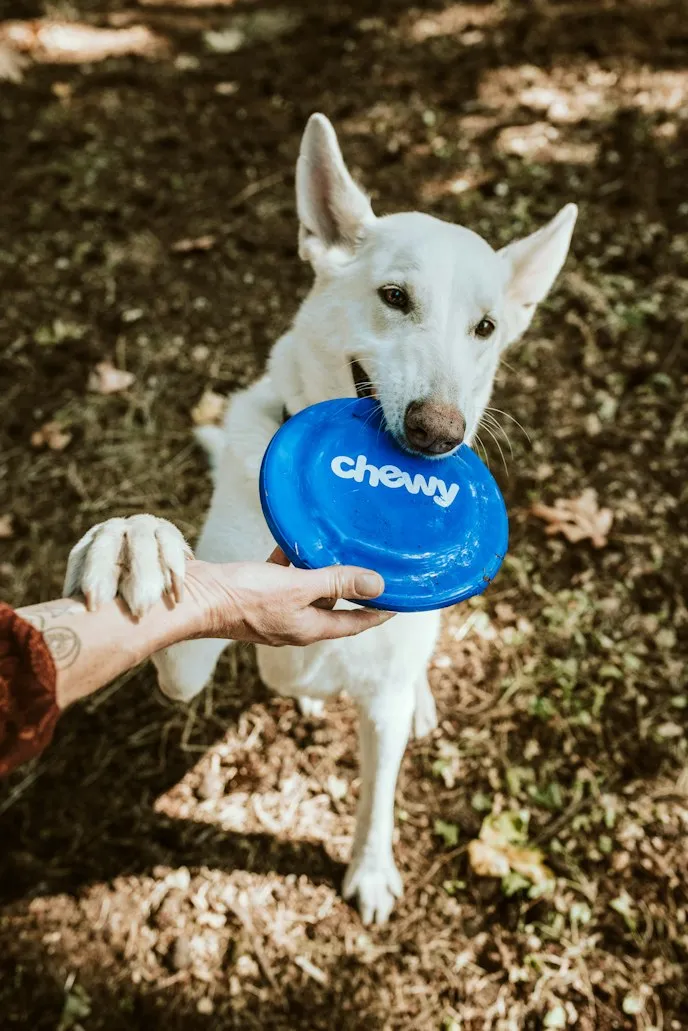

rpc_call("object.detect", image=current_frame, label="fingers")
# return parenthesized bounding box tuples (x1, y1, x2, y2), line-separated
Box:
(300, 566, 385, 603)
(304, 607, 395, 642)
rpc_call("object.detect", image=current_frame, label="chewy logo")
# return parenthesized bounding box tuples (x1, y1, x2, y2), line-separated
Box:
(331, 454, 460, 509)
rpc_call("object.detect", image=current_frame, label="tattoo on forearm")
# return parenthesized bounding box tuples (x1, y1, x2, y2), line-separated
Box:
(43, 626, 81, 670)
(19, 601, 84, 634)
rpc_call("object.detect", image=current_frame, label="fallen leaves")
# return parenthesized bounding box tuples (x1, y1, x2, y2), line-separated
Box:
(0, 20, 167, 65)
(531, 488, 613, 548)
(215, 81, 238, 96)
(88, 360, 136, 395)
(468, 810, 554, 895)
(31, 422, 72, 451)
(0, 515, 14, 540)
(171, 234, 216, 253)
(191, 389, 226, 426)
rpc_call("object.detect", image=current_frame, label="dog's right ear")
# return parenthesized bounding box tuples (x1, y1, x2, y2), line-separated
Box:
(296, 114, 375, 266)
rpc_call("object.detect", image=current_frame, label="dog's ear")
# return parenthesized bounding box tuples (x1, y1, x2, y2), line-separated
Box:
(499, 203, 577, 344)
(296, 113, 375, 265)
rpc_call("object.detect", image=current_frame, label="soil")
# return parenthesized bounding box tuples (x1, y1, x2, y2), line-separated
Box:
(0, 1, 686, 1029)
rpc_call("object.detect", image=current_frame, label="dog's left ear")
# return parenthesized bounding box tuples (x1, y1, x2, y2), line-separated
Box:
(296, 113, 375, 266)
(499, 203, 577, 344)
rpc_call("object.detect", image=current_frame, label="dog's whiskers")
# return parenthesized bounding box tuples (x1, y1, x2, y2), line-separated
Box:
(474, 432, 490, 469)
(479, 420, 509, 476)
(485, 406, 531, 445)
(482, 411, 514, 458)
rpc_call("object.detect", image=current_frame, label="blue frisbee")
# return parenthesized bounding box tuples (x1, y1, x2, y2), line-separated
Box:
(259, 398, 508, 612)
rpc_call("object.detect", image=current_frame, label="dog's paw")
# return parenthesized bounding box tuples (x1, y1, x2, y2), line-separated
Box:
(342, 855, 403, 926)
(64, 515, 192, 617)
(297, 696, 325, 719)
(411, 676, 438, 740)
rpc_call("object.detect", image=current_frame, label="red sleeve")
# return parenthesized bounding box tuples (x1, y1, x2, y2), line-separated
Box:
(0, 602, 59, 777)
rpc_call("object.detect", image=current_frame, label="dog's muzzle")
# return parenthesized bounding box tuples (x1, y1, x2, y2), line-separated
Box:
(351, 359, 376, 399)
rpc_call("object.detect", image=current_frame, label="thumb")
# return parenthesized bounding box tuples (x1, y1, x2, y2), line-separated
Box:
(301, 565, 385, 602)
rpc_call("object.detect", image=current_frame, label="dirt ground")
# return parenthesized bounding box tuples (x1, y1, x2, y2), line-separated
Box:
(1, 1, 687, 1028)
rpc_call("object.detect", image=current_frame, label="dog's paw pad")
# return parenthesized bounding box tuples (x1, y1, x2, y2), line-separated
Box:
(342, 857, 403, 926)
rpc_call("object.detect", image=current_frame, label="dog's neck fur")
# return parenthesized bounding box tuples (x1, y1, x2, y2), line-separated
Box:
(268, 317, 357, 421)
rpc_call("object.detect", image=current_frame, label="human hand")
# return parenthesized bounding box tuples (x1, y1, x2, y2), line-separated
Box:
(184, 548, 394, 647)
(66, 516, 392, 648)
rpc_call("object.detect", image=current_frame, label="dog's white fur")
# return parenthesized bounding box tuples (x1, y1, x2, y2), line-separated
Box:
(66, 115, 576, 924)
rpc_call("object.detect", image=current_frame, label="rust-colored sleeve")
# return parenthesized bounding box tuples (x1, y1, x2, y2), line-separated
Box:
(0, 602, 59, 777)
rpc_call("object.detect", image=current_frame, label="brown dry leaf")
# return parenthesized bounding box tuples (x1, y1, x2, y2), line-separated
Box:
(31, 422, 72, 451)
(467, 840, 511, 878)
(531, 488, 613, 548)
(191, 390, 226, 426)
(171, 234, 216, 253)
(215, 81, 238, 96)
(1, 21, 167, 64)
(468, 811, 554, 891)
(88, 361, 136, 395)
(505, 844, 553, 887)
(0, 514, 15, 540)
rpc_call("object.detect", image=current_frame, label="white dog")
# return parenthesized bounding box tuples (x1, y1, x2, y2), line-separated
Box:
(66, 114, 576, 924)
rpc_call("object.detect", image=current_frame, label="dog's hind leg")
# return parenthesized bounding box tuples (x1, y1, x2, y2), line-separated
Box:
(342, 677, 415, 925)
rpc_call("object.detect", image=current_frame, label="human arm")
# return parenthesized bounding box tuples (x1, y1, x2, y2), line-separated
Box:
(16, 553, 391, 710)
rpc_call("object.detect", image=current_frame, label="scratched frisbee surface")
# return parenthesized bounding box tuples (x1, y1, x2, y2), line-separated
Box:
(259, 398, 509, 612)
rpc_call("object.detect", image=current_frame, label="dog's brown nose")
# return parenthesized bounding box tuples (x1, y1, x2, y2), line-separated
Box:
(404, 400, 465, 455)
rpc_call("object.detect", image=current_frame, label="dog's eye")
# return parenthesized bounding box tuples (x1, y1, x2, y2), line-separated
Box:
(379, 285, 410, 313)
(474, 316, 496, 339)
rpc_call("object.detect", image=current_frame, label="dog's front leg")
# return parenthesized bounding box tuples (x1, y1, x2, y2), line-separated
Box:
(342, 681, 415, 925)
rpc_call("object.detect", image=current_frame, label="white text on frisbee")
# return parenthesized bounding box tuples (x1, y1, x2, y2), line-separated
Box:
(331, 455, 460, 508)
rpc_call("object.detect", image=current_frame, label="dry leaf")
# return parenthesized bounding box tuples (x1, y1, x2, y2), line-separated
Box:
(479, 809, 528, 847)
(215, 81, 238, 96)
(191, 390, 226, 426)
(88, 361, 136, 395)
(171, 234, 216, 253)
(31, 422, 72, 451)
(1, 20, 167, 64)
(506, 844, 552, 887)
(468, 810, 554, 891)
(0, 514, 14, 540)
(468, 840, 511, 878)
(531, 488, 613, 548)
